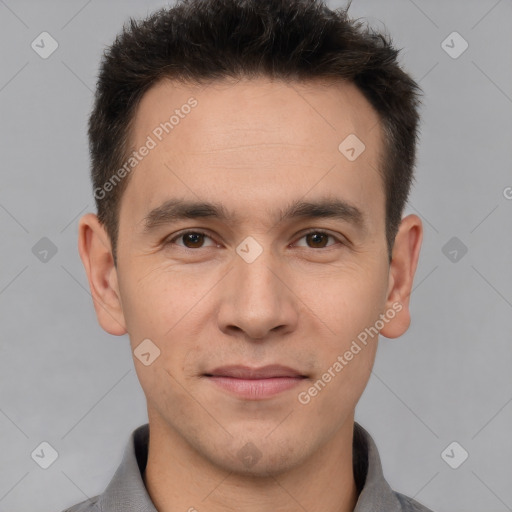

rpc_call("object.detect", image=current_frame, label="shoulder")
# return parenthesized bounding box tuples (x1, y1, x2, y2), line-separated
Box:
(394, 491, 436, 512)
(59, 495, 100, 512)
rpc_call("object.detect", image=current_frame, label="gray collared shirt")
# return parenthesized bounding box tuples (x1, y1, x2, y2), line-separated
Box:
(61, 422, 434, 512)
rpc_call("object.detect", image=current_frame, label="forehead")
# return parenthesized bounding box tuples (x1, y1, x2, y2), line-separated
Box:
(121, 76, 385, 234)
(131, 76, 381, 152)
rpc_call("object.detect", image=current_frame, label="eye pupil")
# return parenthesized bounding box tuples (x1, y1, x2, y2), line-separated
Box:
(184, 233, 204, 248)
(307, 232, 328, 248)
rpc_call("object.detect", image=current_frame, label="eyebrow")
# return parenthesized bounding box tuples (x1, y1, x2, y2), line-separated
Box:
(141, 197, 366, 233)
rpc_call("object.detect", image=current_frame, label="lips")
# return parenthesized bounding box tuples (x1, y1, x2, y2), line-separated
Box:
(204, 365, 307, 400)
(204, 364, 307, 379)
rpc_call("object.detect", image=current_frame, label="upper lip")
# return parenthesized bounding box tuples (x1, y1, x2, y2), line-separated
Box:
(204, 365, 306, 379)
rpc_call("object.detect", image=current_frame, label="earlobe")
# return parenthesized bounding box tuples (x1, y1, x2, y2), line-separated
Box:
(77, 213, 127, 336)
(379, 214, 423, 339)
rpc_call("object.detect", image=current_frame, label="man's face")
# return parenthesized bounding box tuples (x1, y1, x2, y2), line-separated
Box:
(91, 77, 403, 475)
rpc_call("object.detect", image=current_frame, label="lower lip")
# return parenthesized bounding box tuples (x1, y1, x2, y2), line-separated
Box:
(206, 376, 304, 399)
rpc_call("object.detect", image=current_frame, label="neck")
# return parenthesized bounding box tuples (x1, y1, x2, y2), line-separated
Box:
(143, 415, 359, 512)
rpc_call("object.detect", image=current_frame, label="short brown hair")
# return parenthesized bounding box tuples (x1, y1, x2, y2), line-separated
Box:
(88, 0, 422, 266)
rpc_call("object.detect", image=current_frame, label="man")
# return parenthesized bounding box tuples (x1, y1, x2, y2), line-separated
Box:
(68, 0, 431, 510)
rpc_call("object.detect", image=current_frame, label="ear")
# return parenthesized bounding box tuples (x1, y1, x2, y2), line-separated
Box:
(379, 214, 423, 339)
(77, 213, 127, 336)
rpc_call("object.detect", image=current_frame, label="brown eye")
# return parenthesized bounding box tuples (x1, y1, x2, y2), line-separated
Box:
(166, 231, 216, 249)
(294, 230, 340, 249)
(305, 232, 330, 248)
(182, 232, 205, 248)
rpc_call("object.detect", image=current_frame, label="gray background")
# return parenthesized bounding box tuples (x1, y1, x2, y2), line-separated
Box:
(1, 0, 511, 511)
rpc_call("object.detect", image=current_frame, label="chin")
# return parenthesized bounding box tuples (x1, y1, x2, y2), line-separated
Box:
(209, 434, 307, 478)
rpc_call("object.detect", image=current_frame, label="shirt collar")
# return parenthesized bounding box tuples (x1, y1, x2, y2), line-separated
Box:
(98, 421, 404, 512)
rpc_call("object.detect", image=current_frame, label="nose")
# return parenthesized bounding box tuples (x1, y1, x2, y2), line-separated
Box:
(216, 249, 300, 341)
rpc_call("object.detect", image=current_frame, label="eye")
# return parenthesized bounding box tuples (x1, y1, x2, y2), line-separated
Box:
(163, 229, 344, 251)
(293, 230, 342, 249)
(165, 230, 217, 249)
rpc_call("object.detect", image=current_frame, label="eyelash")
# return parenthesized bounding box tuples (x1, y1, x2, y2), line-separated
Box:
(164, 229, 345, 250)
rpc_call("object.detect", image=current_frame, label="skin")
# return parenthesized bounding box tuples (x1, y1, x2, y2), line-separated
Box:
(78, 76, 422, 512)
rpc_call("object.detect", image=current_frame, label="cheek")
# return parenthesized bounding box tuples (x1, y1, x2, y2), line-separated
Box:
(302, 294, 381, 422)
(118, 260, 206, 339)
(119, 262, 217, 389)
(301, 261, 387, 342)
(295, 261, 385, 410)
